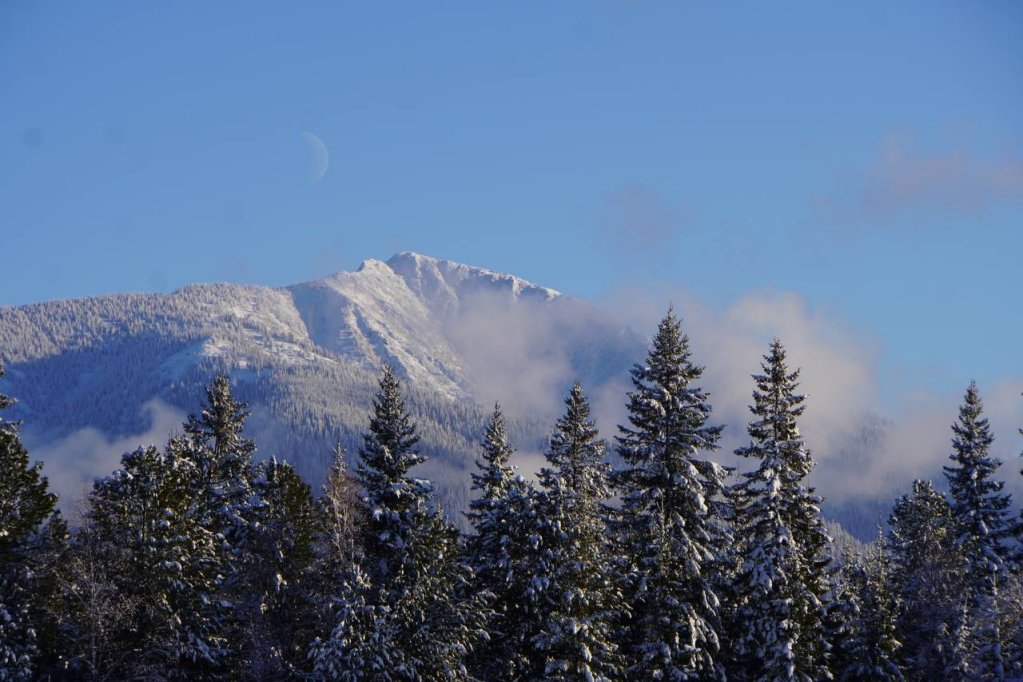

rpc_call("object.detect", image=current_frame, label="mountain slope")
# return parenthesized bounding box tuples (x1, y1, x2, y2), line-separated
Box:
(0, 253, 646, 518)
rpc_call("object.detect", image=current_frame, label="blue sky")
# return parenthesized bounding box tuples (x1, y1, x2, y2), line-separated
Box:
(2, 1, 1021, 409)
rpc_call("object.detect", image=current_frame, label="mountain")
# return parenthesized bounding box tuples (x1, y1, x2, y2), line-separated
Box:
(0, 253, 646, 519)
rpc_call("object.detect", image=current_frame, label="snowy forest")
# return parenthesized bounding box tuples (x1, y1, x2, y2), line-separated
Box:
(2, 310, 1022, 681)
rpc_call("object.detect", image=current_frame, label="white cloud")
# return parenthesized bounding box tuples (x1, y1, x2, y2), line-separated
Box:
(26, 398, 185, 518)
(812, 134, 1023, 226)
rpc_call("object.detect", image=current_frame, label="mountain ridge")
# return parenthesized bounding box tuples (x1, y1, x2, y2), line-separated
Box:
(0, 252, 646, 524)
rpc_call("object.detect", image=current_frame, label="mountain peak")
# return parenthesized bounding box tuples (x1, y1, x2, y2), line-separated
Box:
(385, 252, 561, 307)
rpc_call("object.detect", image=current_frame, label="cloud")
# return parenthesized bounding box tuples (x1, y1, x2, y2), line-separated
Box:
(594, 185, 693, 274)
(812, 135, 1023, 226)
(607, 287, 879, 468)
(25, 398, 185, 517)
(602, 286, 1017, 508)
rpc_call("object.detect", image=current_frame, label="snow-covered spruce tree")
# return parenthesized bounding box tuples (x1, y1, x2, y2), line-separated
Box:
(87, 443, 228, 678)
(181, 374, 259, 554)
(943, 383, 1018, 680)
(525, 384, 624, 681)
(612, 309, 730, 680)
(0, 361, 59, 681)
(886, 480, 970, 679)
(243, 457, 320, 677)
(315, 365, 488, 680)
(834, 542, 903, 681)
(463, 404, 541, 680)
(729, 339, 834, 681)
(309, 563, 396, 681)
(179, 374, 261, 670)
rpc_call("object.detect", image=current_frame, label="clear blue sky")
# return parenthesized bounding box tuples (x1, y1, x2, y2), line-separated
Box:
(2, 1, 1021, 404)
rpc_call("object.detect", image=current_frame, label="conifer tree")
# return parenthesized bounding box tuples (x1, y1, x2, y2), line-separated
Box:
(612, 309, 730, 680)
(86, 443, 228, 678)
(318, 441, 367, 579)
(943, 383, 1018, 679)
(181, 374, 259, 551)
(244, 457, 320, 677)
(526, 384, 624, 681)
(886, 480, 969, 679)
(315, 366, 487, 680)
(179, 374, 261, 670)
(0, 361, 59, 681)
(464, 404, 540, 680)
(729, 339, 834, 681)
(835, 543, 903, 681)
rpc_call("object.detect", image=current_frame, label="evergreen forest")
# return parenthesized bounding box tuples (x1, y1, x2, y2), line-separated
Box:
(3, 310, 1022, 681)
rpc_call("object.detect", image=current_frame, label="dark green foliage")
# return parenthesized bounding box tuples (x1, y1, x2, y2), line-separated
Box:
(943, 383, 1018, 679)
(527, 384, 624, 681)
(243, 457, 320, 677)
(0, 361, 59, 680)
(834, 543, 903, 681)
(85, 443, 228, 678)
(886, 480, 969, 679)
(313, 366, 489, 680)
(728, 339, 835, 682)
(612, 309, 730, 680)
(464, 404, 540, 680)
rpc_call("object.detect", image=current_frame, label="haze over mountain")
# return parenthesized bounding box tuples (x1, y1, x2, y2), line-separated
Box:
(0, 252, 646, 522)
(1, 252, 1016, 543)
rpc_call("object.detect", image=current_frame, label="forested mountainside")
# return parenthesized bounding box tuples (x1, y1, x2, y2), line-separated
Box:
(0, 253, 645, 519)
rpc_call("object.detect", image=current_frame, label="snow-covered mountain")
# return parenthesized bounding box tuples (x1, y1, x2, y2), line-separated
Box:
(0, 253, 645, 517)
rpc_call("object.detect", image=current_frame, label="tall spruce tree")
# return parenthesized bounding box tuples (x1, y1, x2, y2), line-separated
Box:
(314, 365, 487, 680)
(834, 543, 903, 681)
(612, 309, 730, 680)
(729, 339, 834, 681)
(943, 383, 1018, 679)
(180, 374, 261, 672)
(886, 480, 969, 679)
(0, 361, 59, 681)
(244, 457, 320, 677)
(527, 384, 624, 681)
(464, 404, 540, 680)
(86, 443, 228, 678)
(181, 374, 259, 553)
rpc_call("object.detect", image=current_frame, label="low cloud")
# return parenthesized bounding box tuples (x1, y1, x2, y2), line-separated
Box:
(26, 398, 185, 517)
(447, 288, 644, 425)
(812, 134, 1023, 226)
(605, 285, 1023, 509)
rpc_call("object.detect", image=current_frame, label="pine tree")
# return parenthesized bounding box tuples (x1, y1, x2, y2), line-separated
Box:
(835, 542, 903, 681)
(463, 404, 541, 680)
(309, 564, 398, 681)
(612, 309, 730, 680)
(86, 443, 228, 678)
(527, 384, 624, 681)
(179, 374, 261, 671)
(0, 361, 59, 681)
(729, 339, 834, 681)
(886, 480, 970, 680)
(315, 366, 487, 680)
(244, 457, 320, 677)
(943, 383, 1017, 679)
(181, 374, 259, 553)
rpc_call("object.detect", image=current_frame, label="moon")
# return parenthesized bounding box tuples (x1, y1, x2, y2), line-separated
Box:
(302, 131, 329, 183)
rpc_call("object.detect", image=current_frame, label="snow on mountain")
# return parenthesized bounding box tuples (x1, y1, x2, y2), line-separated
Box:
(0, 253, 645, 518)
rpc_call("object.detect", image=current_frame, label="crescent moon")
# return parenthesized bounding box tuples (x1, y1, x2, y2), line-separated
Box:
(302, 132, 329, 183)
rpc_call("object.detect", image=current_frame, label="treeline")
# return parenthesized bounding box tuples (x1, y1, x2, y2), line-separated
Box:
(2, 310, 1022, 680)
